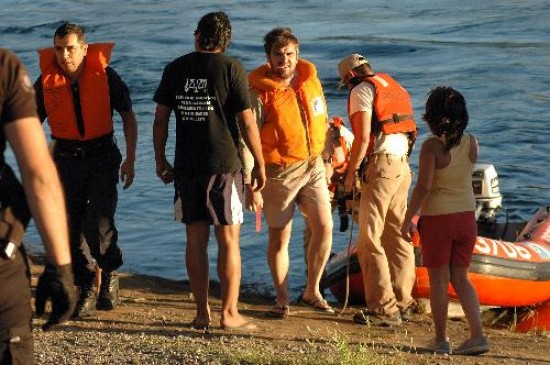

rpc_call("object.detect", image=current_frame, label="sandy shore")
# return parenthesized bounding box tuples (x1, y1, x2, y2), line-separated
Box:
(29, 258, 550, 365)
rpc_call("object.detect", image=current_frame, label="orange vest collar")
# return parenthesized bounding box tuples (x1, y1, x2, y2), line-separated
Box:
(38, 43, 114, 74)
(38, 43, 115, 141)
(249, 59, 317, 91)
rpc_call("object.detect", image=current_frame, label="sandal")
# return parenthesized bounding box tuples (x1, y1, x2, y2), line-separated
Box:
(266, 304, 290, 319)
(299, 298, 335, 313)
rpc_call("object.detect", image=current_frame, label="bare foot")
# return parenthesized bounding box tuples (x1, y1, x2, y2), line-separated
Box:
(220, 315, 257, 332)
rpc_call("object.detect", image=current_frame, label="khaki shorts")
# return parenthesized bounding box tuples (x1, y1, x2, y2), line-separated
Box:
(263, 157, 331, 228)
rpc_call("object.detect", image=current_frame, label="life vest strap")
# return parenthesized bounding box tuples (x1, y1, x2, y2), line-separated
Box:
(379, 113, 415, 125)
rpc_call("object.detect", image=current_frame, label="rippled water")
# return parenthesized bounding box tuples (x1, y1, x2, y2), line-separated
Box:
(2, 0, 549, 296)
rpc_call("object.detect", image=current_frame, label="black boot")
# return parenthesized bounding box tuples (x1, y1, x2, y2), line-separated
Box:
(96, 271, 119, 310)
(72, 284, 97, 319)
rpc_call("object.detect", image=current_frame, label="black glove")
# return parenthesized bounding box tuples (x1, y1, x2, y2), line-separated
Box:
(35, 263, 77, 331)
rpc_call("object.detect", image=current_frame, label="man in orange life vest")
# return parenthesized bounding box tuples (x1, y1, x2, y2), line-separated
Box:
(243, 27, 334, 318)
(34, 22, 138, 318)
(338, 54, 417, 326)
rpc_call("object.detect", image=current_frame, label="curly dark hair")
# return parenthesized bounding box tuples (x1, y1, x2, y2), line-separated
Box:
(54, 22, 86, 44)
(263, 27, 299, 55)
(195, 11, 232, 52)
(423, 86, 469, 151)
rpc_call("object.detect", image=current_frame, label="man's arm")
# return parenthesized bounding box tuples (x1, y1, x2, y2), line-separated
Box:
(4, 50, 75, 330)
(153, 103, 174, 184)
(402, 140, 436, 238)
(4, 117, 70, 266)
(240, 89, 264, 184)
(240, 90, 265, 211)
(321, 119, 334, 185)
(106, 67, 138, 188)
(237, 108, 265, 191)
(33, 76, 48, 123)
(119, 109, 138, 189)
(344, 110, 371, 190)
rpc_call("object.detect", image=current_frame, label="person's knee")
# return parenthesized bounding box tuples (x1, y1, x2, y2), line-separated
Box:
(268, 237, 288, 253)
(449, 267, 470, 288)
(319, 218, 334, 235)
(428, 266, 451, 288)
(307, 213, 333, 238)
(98, 245, 123, 272)
(97, 214, 117, 235)
(307, 229, 332, 253)
(268, 225, 291, 246)
(429, 275, 450, 290)
(355, 241, 370, 257)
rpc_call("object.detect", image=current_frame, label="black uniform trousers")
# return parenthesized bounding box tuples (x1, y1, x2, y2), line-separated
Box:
(53, 136, 123, 288)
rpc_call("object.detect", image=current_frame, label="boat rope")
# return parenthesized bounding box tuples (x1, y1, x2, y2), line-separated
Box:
(338, 185, 357, 316)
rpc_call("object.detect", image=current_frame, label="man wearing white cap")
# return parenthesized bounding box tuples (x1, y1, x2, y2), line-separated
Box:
(338, 54, 417, 326)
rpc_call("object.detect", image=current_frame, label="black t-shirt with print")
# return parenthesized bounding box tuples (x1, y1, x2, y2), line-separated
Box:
(154, 52, 250, 177)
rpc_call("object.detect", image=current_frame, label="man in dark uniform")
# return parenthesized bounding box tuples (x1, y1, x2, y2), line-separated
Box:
(0, 47, 76, 365)
(153, 11, 265, 331)
(34, 22, 138, 318)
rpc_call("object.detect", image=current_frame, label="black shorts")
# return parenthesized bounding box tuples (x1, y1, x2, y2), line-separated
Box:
(174, 171, 244, 225)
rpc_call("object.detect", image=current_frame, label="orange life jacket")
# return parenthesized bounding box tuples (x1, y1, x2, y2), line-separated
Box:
(249, 59, 327, 166)
(348, 73, 417, 155)
(38, 43, 114, 140)
(328, 116, 351, 174)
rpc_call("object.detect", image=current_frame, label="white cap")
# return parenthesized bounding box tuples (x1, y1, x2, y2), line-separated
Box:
(338, 53, 370, 87)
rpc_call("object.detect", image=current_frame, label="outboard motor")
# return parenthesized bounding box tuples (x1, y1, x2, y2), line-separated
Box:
(472, 163, 502, 222)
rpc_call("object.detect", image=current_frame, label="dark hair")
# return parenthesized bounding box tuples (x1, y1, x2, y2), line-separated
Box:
(195, 12, 232, 52)
(423, 86, 469, 151)
(348, 64, 374, 85)
(263, 27, 299, 55)
(54, 22, 86, 43)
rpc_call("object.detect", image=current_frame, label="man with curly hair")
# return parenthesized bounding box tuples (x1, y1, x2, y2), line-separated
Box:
(153, 11, 265, 331)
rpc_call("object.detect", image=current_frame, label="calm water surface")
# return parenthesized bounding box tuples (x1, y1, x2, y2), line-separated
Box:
(2, 0, 549, 297)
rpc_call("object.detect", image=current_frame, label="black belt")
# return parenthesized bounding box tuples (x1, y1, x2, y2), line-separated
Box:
(54, 134, 116, 159)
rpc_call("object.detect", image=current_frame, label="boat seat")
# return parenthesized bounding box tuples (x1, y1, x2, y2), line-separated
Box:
(477, 221, 527, 242)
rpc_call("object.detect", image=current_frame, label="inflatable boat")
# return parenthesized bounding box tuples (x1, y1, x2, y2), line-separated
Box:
(321, 164, 550, 332)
